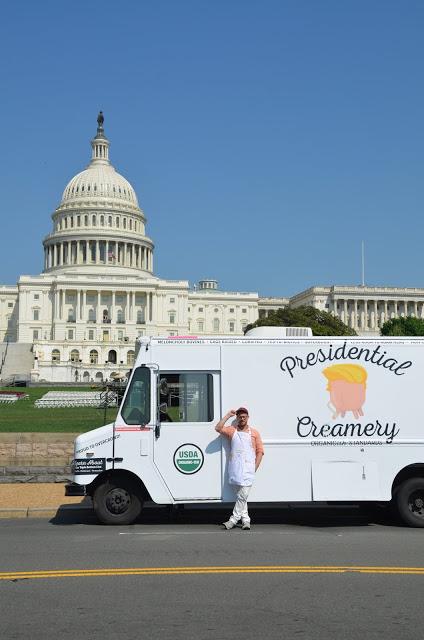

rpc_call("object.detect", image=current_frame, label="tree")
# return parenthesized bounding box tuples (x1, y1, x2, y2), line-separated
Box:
(245, 305, 357, 336)
(380, 316, 424, 336)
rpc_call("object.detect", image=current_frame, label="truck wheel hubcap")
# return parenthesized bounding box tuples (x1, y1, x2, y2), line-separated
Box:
(106, 488, 130, 514)
(408, 491, 424, 517)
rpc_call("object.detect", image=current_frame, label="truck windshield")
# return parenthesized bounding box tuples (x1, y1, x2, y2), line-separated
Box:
(121, 366, 151, 425)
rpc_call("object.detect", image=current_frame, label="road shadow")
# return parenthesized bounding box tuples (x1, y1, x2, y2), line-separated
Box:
(50, 501, 403, 528)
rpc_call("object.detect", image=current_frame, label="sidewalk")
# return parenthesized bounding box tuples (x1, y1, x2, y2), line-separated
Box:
(0, 483, 92, 518)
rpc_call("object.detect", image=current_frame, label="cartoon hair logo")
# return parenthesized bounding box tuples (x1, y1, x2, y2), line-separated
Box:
(322, 364, 367, 419)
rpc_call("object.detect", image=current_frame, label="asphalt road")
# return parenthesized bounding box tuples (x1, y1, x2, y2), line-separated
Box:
(1, 504, 424, 640)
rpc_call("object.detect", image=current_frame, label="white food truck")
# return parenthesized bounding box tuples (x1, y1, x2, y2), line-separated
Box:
(67, 328, 424, 527)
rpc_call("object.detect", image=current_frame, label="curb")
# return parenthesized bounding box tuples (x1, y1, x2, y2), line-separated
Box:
(0, 508, 28, 518)
(0, 503, 93, 519)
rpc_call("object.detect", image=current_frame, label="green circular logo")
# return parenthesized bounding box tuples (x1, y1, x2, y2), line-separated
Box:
(173, 443, 204, 475)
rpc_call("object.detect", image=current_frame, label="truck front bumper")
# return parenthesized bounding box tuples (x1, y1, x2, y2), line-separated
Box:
(65, 482, 86, 497)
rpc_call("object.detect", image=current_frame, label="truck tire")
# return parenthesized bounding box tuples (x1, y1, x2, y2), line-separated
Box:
(94, 478, 143, 525)
(395, 478, 424, 527)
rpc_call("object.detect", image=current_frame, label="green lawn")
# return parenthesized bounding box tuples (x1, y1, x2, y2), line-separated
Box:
(0, 387, 118, 433)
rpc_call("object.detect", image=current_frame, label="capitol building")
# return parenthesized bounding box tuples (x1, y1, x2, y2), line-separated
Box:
(1, 113, 424, 383)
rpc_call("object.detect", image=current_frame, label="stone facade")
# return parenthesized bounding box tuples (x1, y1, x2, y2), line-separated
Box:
(0, 433, 76, 482)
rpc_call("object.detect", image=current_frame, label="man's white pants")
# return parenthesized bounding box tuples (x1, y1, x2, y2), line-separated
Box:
(229, 485, 251, 525)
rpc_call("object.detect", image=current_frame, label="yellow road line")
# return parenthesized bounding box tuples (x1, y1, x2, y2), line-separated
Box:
(1, 565, 424, 580)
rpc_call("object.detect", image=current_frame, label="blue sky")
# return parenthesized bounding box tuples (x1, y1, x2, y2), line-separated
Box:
(1, 0, 423, 296)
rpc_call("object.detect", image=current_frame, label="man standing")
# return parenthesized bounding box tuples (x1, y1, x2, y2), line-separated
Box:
(215, 407, 264, 530)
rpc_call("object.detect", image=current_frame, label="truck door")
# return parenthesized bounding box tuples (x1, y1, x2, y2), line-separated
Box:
(153, 371, 222, 500)
(114, 364, 154, 465)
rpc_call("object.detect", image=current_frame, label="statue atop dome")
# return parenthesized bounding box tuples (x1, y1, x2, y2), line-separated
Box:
(97, 111, 104, 133)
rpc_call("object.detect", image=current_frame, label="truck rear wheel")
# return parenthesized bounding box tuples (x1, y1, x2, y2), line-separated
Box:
(395, 478, 424, 527)
(94, 478, 143, 525)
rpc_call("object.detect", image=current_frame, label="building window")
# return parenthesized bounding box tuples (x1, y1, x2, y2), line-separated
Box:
(52, 349, 60, 362)
(229, 321, 235, 332)
(242, 308, 247, 314)
(68, 329, 74, 340)
(8, 302, 13, 308)
(88, 309, 96, 323)
(199, 307, 203, 313)
(70, 349, 80, 362)
(137, 310, 144, 324)
(197, 320, 204, 332)
(88, 330, 95, 340)
(33, 330, 39, 340)
(169, 312, 176, 324)
(127, 350, 135, 366)
(89, 350, 98, 364)
(170, 297, 175, 304)
(213, 318, 220, 332)
(33, 309, 39, 321)
(230, 308, 234, 313)
(118, 330, 124, 341)
(34, 294, 39, 300)
(214, 308, 218, 313)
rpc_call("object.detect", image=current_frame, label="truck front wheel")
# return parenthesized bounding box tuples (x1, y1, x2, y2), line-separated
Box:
(94, 478, 143, 525)
(395, 478, 424, 527)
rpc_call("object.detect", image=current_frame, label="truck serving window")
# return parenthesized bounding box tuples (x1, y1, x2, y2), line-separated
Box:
(121, 366, 151, 425)
(159, 373, 213, 423)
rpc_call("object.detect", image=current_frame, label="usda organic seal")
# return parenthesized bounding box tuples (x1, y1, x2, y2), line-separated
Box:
(173, 443, 204, 475)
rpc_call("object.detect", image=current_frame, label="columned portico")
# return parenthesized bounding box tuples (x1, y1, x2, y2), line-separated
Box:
(290, 286, 424, 336)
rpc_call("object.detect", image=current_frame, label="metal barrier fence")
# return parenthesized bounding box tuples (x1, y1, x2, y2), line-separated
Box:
(34, 391, 118, 409)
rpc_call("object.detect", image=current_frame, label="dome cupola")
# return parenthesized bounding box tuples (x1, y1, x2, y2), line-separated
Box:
(58, 112, 139, 211)
(91, 111, 110, 164)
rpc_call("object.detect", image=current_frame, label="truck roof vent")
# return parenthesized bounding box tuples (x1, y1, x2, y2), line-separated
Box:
(245, 326, 312, 338)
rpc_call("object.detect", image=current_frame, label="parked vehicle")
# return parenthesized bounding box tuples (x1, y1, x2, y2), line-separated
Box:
(67, 328, 424, 526)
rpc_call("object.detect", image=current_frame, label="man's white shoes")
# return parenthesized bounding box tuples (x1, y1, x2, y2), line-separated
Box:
(222, 520, 251, 530)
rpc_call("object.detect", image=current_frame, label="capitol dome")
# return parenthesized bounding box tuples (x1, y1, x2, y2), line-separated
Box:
(42, 113, 154, 276)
